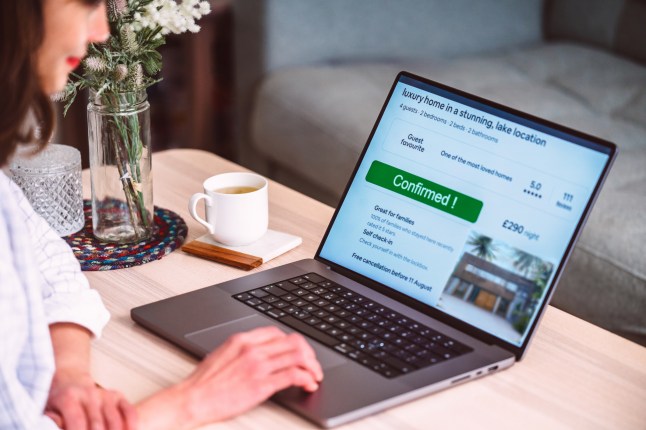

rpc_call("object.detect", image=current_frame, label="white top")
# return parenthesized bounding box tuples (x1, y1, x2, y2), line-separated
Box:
(0, 170, 109, 429)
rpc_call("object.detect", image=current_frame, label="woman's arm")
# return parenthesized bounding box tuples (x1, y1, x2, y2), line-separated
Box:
(8, 177, 134, 429)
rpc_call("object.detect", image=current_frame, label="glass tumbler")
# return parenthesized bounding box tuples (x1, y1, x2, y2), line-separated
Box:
(10, 144, 85, 236)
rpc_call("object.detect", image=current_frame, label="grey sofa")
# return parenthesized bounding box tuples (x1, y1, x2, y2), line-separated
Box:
(232, 0, 646, 346)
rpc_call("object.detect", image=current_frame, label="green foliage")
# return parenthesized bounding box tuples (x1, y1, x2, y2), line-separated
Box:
(467, 233, 498, 261)
(513, 314, 531, 334)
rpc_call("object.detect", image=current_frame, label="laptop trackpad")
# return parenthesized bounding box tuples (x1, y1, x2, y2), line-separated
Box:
(185, 314, 347, 370)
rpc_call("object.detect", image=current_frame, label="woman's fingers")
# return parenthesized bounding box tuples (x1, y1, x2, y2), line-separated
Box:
(56, 397, 88, 430)
(262, 366, 321, 395)
(97, 389, 138, 430)
(117, 395, 138, 430)
(100, 390, 123, 430)
(223, 329, 323, 384)
(44, 410, 64, 428)
(253, 333, 323, 382)
(82, 389, 105, 430)
(199, 326, 288, 372)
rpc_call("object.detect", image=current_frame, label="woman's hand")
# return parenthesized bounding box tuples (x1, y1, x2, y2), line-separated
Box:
(46, 323, 137, 430)
(44, 367, 137, 430)
(137, 326, 324, 430)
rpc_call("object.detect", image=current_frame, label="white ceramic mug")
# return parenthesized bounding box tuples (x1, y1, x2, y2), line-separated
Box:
(188, 172, 268, 246)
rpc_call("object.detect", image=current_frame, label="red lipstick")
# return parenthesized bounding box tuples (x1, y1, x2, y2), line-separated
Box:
(66, 57, 81, 69)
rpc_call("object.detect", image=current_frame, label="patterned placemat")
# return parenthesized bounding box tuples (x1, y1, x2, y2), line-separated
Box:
(64, 200, 188, 271)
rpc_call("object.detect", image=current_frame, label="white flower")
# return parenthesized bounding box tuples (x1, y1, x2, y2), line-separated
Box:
(113, 64, 128, 81)
(50, 90, 67, 102)
(84, 56, 108, 72)
(108, 0, 128, 20)
(120, 26, 138, 52)
(131, 0, 211, 36)
(128, 63, 144, 88)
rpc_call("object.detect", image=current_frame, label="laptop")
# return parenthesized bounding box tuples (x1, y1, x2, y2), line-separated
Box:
(132, 71, 616, 427)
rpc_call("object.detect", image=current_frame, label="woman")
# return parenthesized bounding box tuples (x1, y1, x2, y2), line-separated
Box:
(0, 1, 323, 429)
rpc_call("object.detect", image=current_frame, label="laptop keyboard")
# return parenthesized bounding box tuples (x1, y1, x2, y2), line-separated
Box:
(233, 273, 472, 378)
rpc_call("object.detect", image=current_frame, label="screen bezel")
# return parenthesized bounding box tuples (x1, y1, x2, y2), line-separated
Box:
(315, 71, 617, 360)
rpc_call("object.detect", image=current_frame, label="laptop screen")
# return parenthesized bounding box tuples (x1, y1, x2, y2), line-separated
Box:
(318, 72, 614, 348)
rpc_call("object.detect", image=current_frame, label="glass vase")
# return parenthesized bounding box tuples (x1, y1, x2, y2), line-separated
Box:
(87, 90, 153, 243)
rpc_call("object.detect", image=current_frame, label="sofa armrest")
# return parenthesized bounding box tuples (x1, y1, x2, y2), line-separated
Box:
(545, 0, 646, 64)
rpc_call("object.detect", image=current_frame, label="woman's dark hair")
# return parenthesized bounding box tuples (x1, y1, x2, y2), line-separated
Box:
(0, 0, 54, 166)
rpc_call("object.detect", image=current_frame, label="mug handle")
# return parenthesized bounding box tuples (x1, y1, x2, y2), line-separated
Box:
(188, 192, 215, 234)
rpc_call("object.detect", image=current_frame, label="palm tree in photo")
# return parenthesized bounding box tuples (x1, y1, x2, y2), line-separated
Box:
(512, 249, 542, 277)
(530, 261, 554, 300)
(467, 233, 497, 261)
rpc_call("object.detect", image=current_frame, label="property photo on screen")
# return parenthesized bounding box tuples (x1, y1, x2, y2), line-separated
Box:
(438, 231, 555, 345)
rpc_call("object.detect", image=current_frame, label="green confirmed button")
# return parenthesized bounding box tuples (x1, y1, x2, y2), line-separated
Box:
(365, 160, 483, 223)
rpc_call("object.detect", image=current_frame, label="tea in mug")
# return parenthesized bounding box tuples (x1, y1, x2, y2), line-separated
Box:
(214, 186, 259, 194)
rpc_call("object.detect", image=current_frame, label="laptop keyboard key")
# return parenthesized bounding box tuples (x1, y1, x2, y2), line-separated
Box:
(328, 328, 343, 337)
(305, 317, 321, 325)
(324, 304, 341, 312)
(245, 298, 262, 306)
(339, 334, 354, 343)
(250, 289, 269, 298)
(283, 306, 298, 314)
(278, 282, 299, 292)
(334, 321, 350, 330)
(263, 285, 288, 296)
(303, 304, 318, 313)
(316, 322, 332, 331)
(334, 343, 352, 354)
(267, 310, 287, 319)
(335, 310, 351, 318)
(303, 273, 326, 283)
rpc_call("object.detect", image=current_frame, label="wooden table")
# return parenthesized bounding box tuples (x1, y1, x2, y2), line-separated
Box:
(84, 149, 646, 430)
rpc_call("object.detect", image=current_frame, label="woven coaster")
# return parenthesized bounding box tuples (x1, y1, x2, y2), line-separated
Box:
(64, 200, 188, 271)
